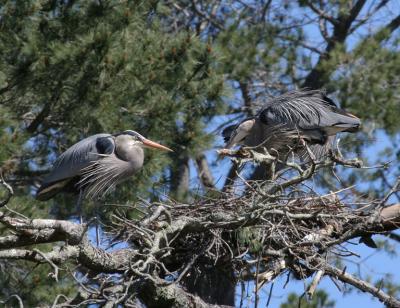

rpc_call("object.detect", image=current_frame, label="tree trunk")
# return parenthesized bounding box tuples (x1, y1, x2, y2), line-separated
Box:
(183, 258, 236, 306)
(171, 155, 190, 200)
(195, 154, 215, 190)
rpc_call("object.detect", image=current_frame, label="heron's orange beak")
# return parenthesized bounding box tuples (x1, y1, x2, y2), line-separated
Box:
(142, 139, 173, 152)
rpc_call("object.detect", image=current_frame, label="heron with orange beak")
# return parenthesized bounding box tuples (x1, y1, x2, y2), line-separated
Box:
(36, 130, 173, 201)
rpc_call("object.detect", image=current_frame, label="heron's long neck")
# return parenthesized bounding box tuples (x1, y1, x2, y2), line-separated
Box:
(116, 143, 144, 171)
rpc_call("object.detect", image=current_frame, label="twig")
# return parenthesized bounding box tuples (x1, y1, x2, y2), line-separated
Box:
(266, 282, 274, 307)
(380, 177, 400, 206)
(306, 270, 324, 299)
(33, 248, 60, 282)
(323, 263, 400, 307)
(0, 176, 13, 207)
(51, 294, 70, 308)
(0, 294, 24, 308)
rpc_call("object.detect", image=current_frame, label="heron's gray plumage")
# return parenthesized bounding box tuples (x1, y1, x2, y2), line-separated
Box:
(223, 89, 361, 158)
(77, 146, 143, 199)
(41, 134, 113, 187)
(258, 90, 360, 134)
(36, 130, 171, 201)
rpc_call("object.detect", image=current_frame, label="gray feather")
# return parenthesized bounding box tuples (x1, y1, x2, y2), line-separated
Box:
(36, 130, 151, 201)
(222, 89, 360, 160)
(258, 90, 360, 134)
(77, 155, 136, 199)
(41, 134, 114, 186)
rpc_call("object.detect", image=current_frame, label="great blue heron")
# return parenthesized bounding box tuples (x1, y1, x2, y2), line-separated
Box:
(36, 130, 173, 201)
(222, 90, 361, 158)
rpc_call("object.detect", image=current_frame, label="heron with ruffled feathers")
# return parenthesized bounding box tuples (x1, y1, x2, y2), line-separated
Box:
(222, 89, 361, 158)
(36, 130, 173, 223)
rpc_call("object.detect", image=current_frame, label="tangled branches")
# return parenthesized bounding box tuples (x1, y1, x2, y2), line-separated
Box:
(0, 148, 400, 307)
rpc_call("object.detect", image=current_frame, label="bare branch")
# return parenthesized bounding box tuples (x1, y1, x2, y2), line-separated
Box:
(1, 150, 400, 306)
(306, 270, 324, 299)
(138, 280, 232, 308)
(323, 263, 400, 307)
(304, 1, 338, 25)
(0, 176, 13, 207)
(0, 294, 24, 308)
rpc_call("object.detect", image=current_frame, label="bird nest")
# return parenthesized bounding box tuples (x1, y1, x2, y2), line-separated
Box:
(1, 147, 398, 307)
(106, 151, 379, 292)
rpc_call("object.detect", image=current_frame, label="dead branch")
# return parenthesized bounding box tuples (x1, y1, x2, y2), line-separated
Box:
(306, 270, 324, 299)
(0, 150, 399, 306)
(0, 175, 13, 207)
(322, 263, 400, 307)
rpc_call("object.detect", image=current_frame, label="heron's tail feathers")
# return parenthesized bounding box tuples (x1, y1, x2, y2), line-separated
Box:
(36, 179, 71, 201)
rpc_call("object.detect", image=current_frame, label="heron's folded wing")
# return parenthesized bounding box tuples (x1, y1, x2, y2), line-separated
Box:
(258, 91, 360, 134)
(36, 134, 114, 200)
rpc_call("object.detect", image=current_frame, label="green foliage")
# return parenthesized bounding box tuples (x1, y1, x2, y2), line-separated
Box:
(332, 38, 400, 134)
(0, 259, 76, 305)
(374, 274, 400, 298)
(237, 227, 263, 253)
(280, 290, 335, 308)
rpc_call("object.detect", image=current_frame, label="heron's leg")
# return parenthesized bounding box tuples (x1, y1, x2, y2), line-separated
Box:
(77, 190, 84, 224)
(94, 200, 101, 247)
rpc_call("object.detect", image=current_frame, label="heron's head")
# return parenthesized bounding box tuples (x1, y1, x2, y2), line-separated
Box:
(120, 130, 173, 152)
(222, 119, 255, 148)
